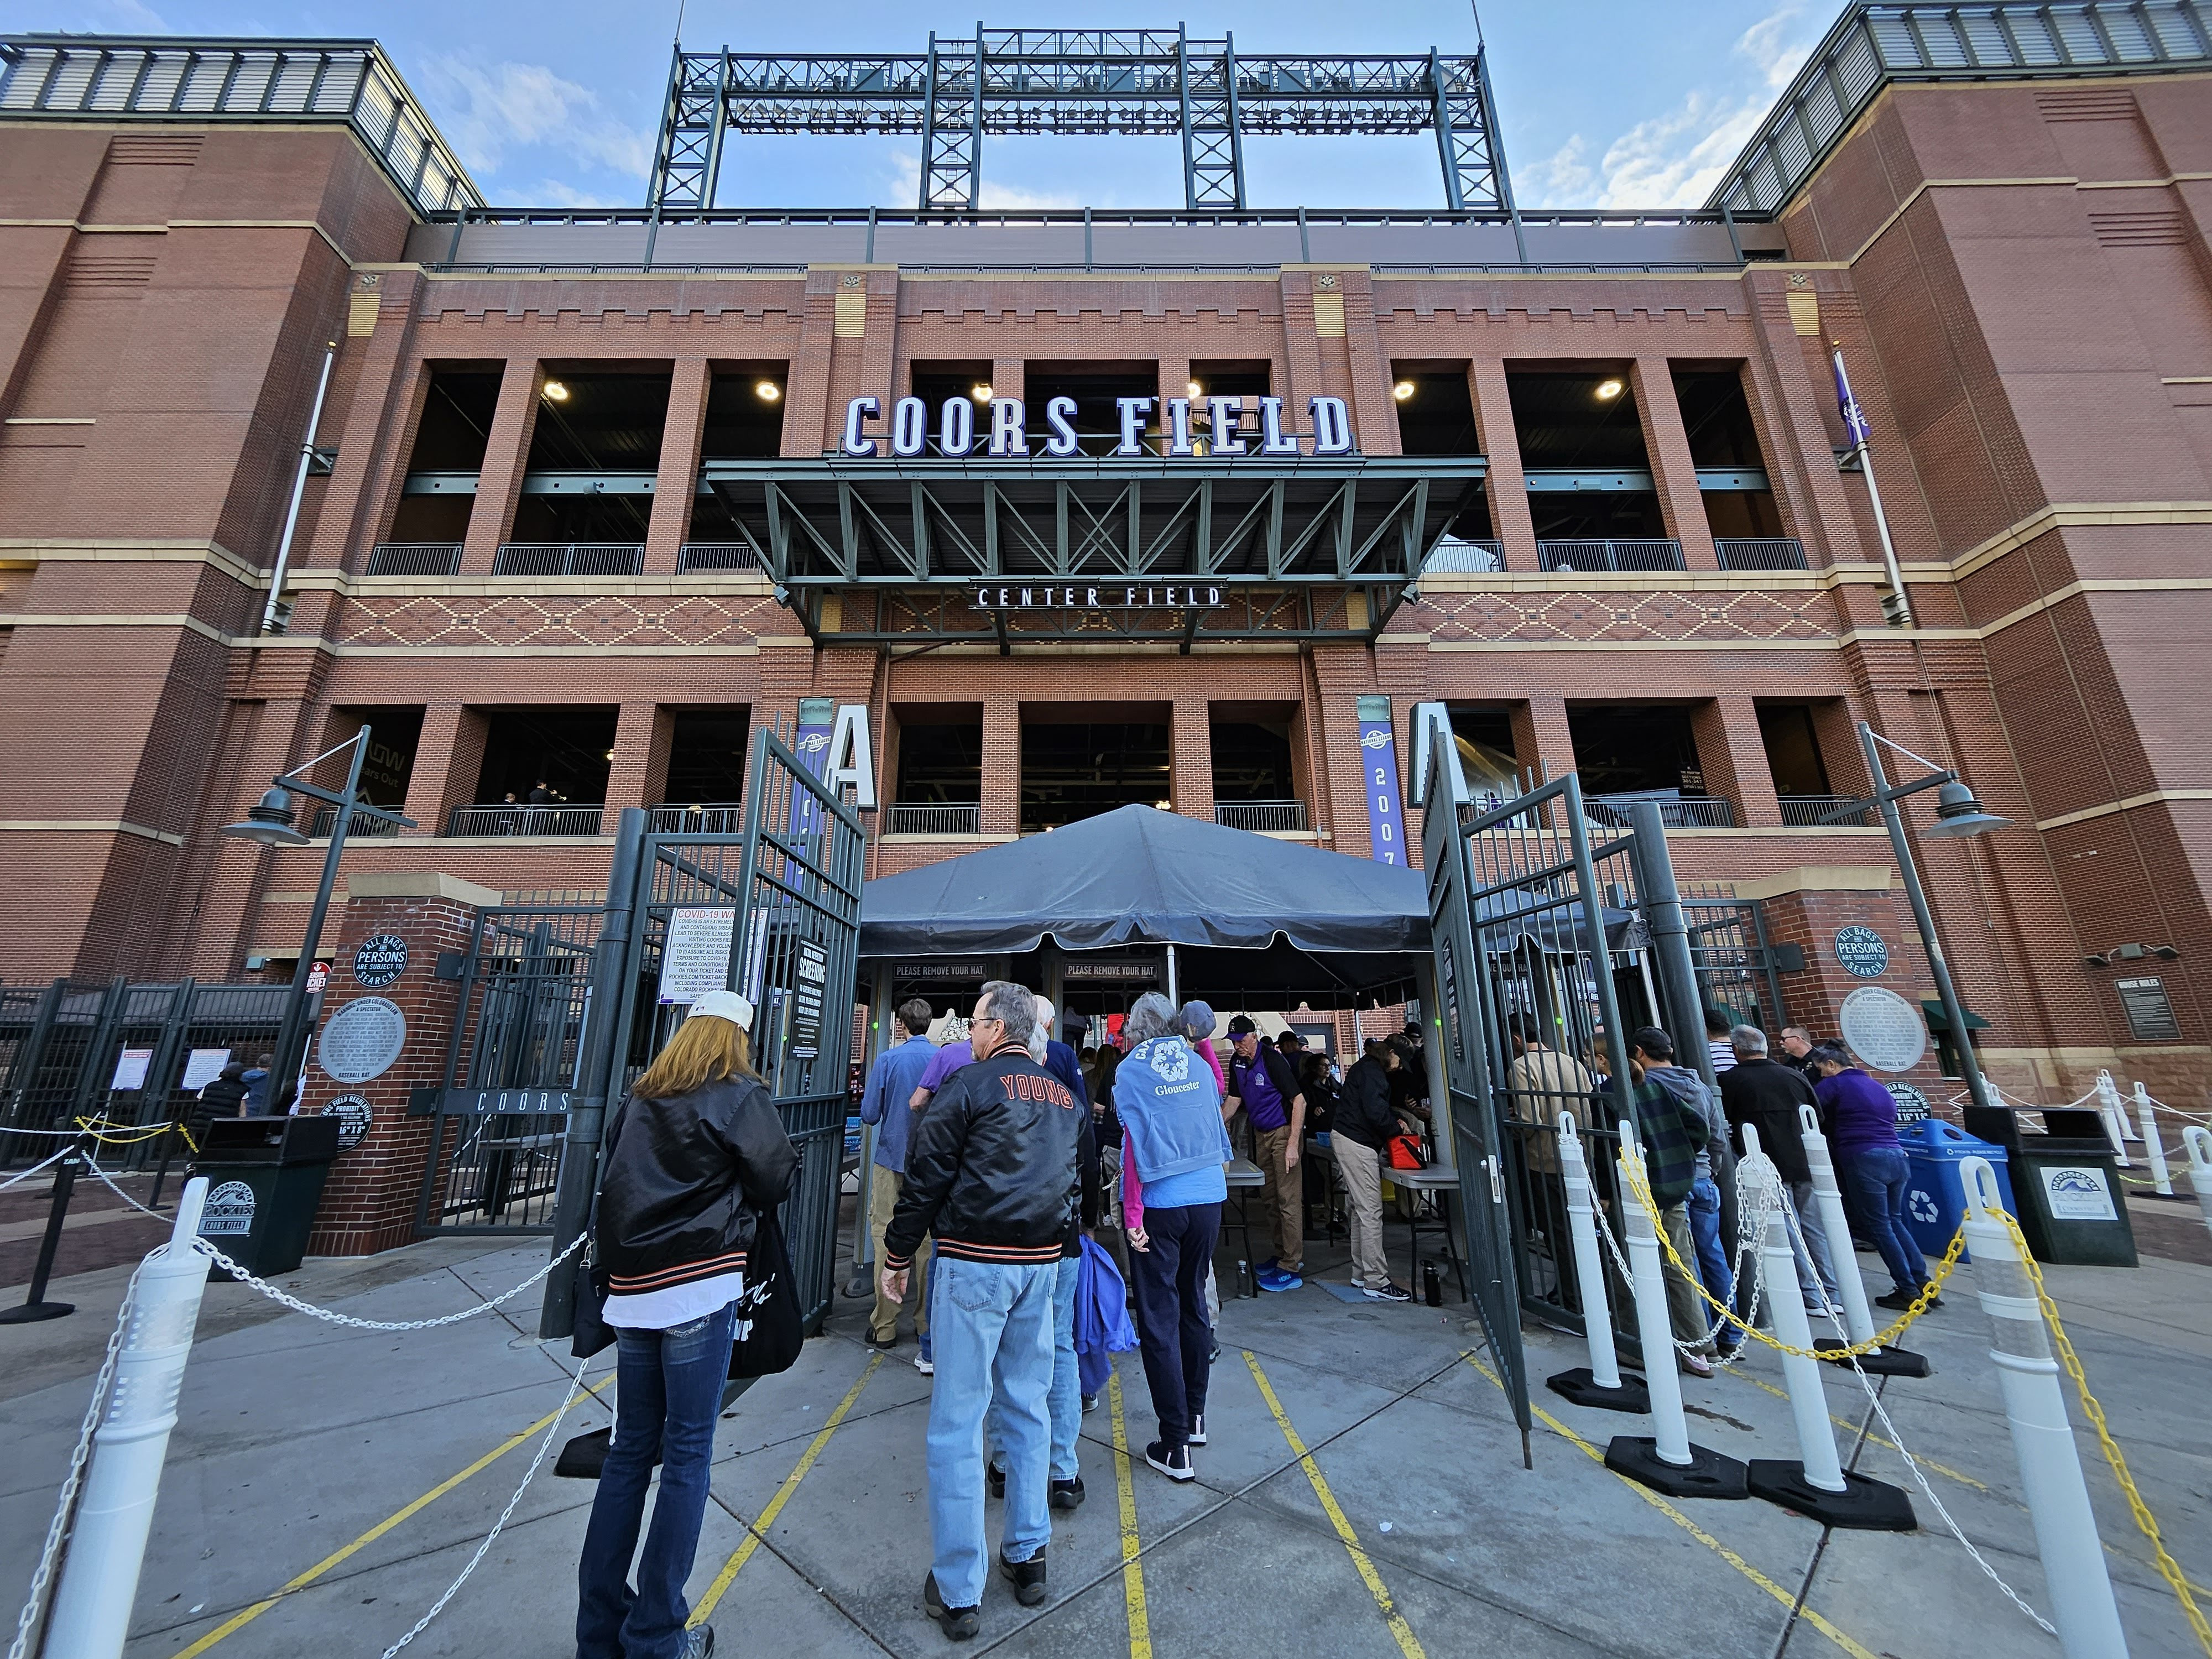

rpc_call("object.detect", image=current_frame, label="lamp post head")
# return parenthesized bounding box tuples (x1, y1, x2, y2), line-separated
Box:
(1924, 777, 2010, 839)
(222, 786, 309, 847)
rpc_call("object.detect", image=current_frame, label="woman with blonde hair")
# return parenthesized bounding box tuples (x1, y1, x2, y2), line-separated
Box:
(577, 989, 798, 1659)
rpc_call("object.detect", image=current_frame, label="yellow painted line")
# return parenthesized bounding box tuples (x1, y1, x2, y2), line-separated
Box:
(1241, 1350, 1425, 1659)
(173, 1374, 615, 1657)
(1463, 1354, 1878, 1659)
(1720, 1369, 1987, 1491)
(690, 1353, 881, 1624)
(1106, 1370, 1154, 1659)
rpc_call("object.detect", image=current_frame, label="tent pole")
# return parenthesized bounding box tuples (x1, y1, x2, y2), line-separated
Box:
(1166, 943, 1178, 1007)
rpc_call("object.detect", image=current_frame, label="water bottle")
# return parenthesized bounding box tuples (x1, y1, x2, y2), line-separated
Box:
(1422, 1260, 1442, 1306)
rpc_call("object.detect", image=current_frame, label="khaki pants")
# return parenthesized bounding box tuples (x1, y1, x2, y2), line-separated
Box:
(868, 1167, 931, 1343)
(1252, 1125, 1303, 1271)
(1661, 1203, 1714, 1354)
(1333, 1135, 1389, 1290)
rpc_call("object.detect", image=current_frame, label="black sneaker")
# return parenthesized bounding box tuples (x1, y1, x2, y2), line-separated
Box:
(999, 1550, 1048, 1606)
(867, 1332, 899, 1350)
(987, 1463, 1005, 1500)
(1145, 1441, 1194, 1482)
(1873, 1288, 1916, 1311)
(1050, 1475, 1086, 1510)
(1187, 1413, 1207, 1447)
(1363, 1281, 1414, 1303)
(923, 1573, 980, 1640)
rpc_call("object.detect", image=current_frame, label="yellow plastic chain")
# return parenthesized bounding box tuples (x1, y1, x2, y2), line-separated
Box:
(71, 1117, 199, 1154)
(1990, 1206, 2212, 1656)
(1620, 1154, 1964, 1360)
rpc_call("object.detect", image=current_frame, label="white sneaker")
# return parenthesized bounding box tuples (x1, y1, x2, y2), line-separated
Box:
(914, 1353, 934, 1376)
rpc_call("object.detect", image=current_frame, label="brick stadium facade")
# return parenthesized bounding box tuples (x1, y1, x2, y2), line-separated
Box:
(3, 11, 2211, 1106)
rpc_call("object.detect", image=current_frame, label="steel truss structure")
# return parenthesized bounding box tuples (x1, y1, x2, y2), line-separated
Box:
(649, 26, 1516, 214)
(702, 453, 1484, 648)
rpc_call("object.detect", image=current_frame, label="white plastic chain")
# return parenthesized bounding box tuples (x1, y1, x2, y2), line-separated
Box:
(1585, 1146, 1785, 1363)
(377, 1350, 596, 1658)
(0, 1146, 73, 1194)
(1777, 1196, 2058, 1634)
(80, 1157, 586, 1331)
(7, 1251, 144, 1659)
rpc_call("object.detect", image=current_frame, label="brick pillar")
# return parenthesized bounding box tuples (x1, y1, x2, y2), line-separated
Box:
(404, 702, 486, 838)
(299, 872, 502, 1255)
(646, 357, 711, 574)
(461, 358, 543, 575)
(981, 696, 1021, 836)
(1692, 693, 1782, 828)
(1736, 869, 1948, 1098)
(604, 702, 666, 813)
(1469, 361, 1537, 571)
(1631, 354, 1717, 571)
(1171, 696, 1214, 823)
(1338, 269, 1401, 457)
(1513, 694, 1579, 787)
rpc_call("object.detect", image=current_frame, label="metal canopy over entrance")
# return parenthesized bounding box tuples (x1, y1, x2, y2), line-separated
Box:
(707, 453, 1484, 646)
(648, 26, 1517, 214)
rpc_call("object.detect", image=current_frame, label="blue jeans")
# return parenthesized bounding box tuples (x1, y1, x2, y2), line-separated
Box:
(988, 1253, 1081, 1481)
(576, 1301, 736, 1659)
(1839, 1144, 1928, 1293)
(927, 1256, 1056, 1608)
(1685, 1175, 1735, 1343)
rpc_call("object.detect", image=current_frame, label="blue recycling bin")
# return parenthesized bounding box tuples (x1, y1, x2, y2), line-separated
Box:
(1899, 1118, 2013, 1263)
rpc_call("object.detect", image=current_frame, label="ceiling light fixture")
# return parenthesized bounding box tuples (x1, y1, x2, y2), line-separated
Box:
(971, 382, 993, 401)
(541, 380, 570, 401)
(1392, 380, 1415, 401)
(754, 380, 781, 401)
(1186, 381, 1203, 399)
(1594, 378, 1625, 401)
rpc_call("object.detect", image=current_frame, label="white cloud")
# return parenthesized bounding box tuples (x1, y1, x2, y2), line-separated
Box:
(528, 180, 637, 210)
(880, 149, 1083, 212)
(1526, 134, 1594, 204)
(1542, 5, 1820, 208)
(420, 57, 654, 194)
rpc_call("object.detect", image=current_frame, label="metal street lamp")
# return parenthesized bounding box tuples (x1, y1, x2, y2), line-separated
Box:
(221, 727, 415, 1112)
(1826, 722, 2010, 1113)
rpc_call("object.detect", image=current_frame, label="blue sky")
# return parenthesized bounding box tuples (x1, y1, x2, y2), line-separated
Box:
(30, 1, 1833, 210)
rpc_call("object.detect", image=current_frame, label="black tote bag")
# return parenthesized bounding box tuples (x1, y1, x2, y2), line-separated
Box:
(728, 1209, 805, 1380)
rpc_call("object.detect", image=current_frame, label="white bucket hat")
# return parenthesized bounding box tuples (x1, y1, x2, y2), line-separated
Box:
(687, 988, 754, 1030)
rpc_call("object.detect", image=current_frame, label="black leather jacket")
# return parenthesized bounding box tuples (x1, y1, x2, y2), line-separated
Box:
(884, 1045, 1084, 1271)
(597, 1075, 799, 1297)
(1333, 1057, 1401, 1151)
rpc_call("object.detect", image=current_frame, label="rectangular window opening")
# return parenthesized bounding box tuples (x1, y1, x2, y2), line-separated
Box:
(662, 708, 752, 805)
(511, 369, 671, 545)
(690, 366, 788, 544)
(472, 707, 619, 807)
(1509, 370, 1666, 541)
(389, 367, 499, 543)
(1019, 361, 1160, 457)
(1567, 704, 1704, 798)
(1756, 703, 1832, 798)
(1674, 367, 1783, 539)
(1020, 711, 1171, 832)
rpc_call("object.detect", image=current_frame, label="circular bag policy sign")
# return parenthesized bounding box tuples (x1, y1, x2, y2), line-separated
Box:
(318, 997, 407, 1085)
(1839, 985, 1928, 1073)
(1833, 925, 1890, 979)
(353, 934, 409, 989)
(323, 1092, 374, 1151)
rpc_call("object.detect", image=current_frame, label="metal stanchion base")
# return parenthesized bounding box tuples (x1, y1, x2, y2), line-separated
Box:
(1547, 1368, 1651, 1414)
(0, 1300, 74, 1324)
(1604, 1437, 1750, 1499)
(1746, 1461, 1916, 1530)
(1813, 1337, 1931, 1378)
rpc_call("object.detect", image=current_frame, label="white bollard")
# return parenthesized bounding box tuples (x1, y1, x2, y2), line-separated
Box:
(2094, 1071, 2131, 1166)
(2184, 1126, 2212, 1241)
(1544, 1111, 1649, 1412)
(1740, 1127, 1915, 1527)
(1959, 1157, 2128, 1659)
(45, 1177, 213, 1659)
(1598, 1123, 1746, 1499)
(2132, 1083, 2173, 1197)
(1797, 1105, 1930, 1377)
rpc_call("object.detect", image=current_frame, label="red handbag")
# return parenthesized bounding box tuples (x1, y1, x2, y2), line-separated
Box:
(1386, 1133, 1427, 1171)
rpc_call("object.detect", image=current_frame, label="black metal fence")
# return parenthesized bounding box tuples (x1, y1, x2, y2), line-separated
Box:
(2, 978, 291, 1170)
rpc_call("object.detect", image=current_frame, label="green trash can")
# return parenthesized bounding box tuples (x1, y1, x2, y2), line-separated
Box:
(1963, 1103, 2137, 1267)
(190, 1114, 342, 1278)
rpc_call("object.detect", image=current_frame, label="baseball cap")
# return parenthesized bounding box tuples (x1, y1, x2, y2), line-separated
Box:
(1225, 1014, 1258, 1037)
(1178, 1000, 1217, 1040)
(687, 988, 755, 1030)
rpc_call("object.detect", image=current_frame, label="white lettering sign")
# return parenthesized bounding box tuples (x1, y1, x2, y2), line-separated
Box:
(659, 906, 737, 1006)
(838, 394, 1360, 459)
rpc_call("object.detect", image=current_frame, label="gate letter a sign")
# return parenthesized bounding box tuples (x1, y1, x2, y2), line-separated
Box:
(826, 705, 878, 810)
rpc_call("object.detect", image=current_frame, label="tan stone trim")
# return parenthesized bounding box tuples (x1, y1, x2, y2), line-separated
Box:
(879, 833, 1021, 844)
(1975, 576, 2212, 638)
(1424, 632, 1977, 652)
(2034, 789, 2212, 832)
(1666, 826, 1888, 837)
(0, 819, 184, 846)
(1731, 864, 1894, 900)
(0, 612, 227, 643)
(422, 268, 803, 285)
(286, 569, 775, 600)
(0, 215, 353, 265)
(1949, 503, 2212, 580)
(4, 416, 95, 425)
(0, 538, 260, 587)
(1418, 565, 1886, 595)
(347, 870, 503, 907)
(1371, 270, 1754, 283)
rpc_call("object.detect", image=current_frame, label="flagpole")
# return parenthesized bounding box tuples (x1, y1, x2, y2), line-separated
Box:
(1831, 341, 1914, 628)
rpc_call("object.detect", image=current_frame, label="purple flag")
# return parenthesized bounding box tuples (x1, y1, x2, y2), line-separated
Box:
(1832, 346, 1872, 448)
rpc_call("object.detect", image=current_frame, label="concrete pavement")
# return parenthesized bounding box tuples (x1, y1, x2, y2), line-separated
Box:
(2, 1201, 2206, 1659)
